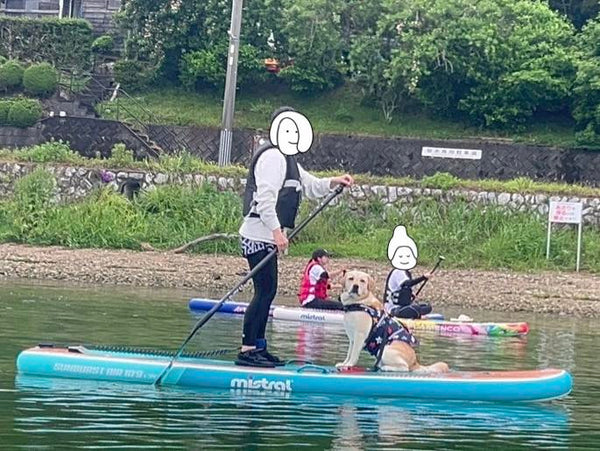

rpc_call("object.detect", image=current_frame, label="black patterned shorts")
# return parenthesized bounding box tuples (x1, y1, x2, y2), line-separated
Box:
(240, 237, 276, 258)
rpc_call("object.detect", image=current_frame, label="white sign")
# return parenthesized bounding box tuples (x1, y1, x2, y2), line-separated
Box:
(549, 201, 582, 224)
(421, 146, 482, 160)
(546, 201, 583, 271)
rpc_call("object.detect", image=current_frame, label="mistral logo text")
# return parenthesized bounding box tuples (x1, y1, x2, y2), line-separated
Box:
(230, 376, 293, 392)
(299, 313, 326, 322)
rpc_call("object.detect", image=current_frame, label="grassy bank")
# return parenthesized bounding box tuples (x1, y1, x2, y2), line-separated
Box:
(97, 85, 582, 148)
(0, 168, 598, 273)
(2, 142, 600, 197)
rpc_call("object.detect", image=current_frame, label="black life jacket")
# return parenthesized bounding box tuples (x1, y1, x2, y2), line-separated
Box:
(242, 141, 301, 229)
(384, 269, 413, 307)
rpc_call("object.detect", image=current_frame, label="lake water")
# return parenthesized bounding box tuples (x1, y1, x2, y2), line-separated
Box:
(0, 279, 598, 450)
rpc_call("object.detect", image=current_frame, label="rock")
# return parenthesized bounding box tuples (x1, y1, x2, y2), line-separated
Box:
(497, 193, 510, 205)
(388, 186, 398, 203)
(398, 187, 412, 197)
(350, 184, 365, 199)
(154, 173, 168, 184)
(512, 193, 524, 204)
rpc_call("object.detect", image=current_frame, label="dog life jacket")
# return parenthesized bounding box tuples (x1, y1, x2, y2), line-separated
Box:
(344, 304, 418, 357)
(242, 141, 302, 229)
(298, 260, 329, 304)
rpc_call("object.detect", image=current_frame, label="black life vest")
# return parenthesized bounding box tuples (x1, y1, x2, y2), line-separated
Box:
(242, 141, 301, 229)
(384, 269, 414, 307)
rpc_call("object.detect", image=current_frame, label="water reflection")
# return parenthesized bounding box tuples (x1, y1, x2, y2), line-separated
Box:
(14, 375, 571, 450)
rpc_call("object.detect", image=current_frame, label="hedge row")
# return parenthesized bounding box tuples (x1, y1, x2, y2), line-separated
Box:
(0, 17, 93, 70)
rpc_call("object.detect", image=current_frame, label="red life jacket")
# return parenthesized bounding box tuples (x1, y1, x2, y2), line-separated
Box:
(298, 260, 329, 304)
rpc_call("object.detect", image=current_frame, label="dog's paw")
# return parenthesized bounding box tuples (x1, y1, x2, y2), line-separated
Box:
(335, 362, 348, 369)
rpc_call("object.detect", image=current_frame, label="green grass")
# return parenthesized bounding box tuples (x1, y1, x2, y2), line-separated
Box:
(98, 84, 583, 148)
(2, 170, 598, 273)
(288, 197, 600, 272)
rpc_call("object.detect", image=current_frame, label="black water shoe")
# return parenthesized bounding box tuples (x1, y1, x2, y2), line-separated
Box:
(235, 349, 276, 368)
(259, 349, 285, 366)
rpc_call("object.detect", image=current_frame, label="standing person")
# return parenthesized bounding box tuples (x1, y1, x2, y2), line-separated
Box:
(298, 249, 345, 310)
(383, 225, 433, 319)
(237, 106, 354, 367)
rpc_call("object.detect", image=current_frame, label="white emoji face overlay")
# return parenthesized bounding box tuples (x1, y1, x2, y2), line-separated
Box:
(387, 225, 419, 270)
(390, 246, 417, 270)
(269, 110, 314, 156)
(277, 118, 299, 155)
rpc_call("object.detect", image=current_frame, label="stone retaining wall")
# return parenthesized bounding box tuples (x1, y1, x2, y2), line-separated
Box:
(1, 161, 599, 225)
(2, 116, 600, 185)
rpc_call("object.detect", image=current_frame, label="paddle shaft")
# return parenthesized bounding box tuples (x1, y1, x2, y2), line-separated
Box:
(413, 256, 445, 299)
(154, 184, 345, 385)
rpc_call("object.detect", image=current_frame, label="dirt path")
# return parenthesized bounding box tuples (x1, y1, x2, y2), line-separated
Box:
(0, 243, 599, 317)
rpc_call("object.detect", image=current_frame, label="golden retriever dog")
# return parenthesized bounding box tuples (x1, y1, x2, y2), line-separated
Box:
(336, 270, 449, 373)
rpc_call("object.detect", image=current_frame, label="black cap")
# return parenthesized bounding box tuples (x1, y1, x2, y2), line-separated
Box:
(312, 249, 330, 260)
(271, 106, 296, 122)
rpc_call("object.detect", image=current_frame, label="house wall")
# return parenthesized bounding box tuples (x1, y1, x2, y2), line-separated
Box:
(1, 0, 122, 34)
(2, 0, 59, 16)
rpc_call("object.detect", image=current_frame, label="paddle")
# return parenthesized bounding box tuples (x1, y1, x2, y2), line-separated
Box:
(154, 184, 346, 386)
(413, 255, 445, 299)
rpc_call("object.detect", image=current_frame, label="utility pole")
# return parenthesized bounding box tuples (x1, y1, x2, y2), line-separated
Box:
(218, 0, 244, 167)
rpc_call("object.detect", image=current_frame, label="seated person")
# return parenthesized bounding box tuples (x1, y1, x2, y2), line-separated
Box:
(383, 268, 433, 319)
(298, 249, 345, 310)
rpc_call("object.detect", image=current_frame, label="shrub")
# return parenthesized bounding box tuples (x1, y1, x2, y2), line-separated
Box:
(92, 35, 115, 54)
(179, 48, 225, 90)
(421, 172, 461, 190)
(0, 55, 6, 65)
(20, 141, 81, 163)
(23, 63, 58, 97)
(179, 44, 265, 91)
(11, 167, 56, 239)
(114, 59, 155, 92)
(109, 143, 135, 166)
(0, 60, 25, 91)
(7, 98, 43, 128)
(0, 100, 12, 125)
(278, 64, 336, 94)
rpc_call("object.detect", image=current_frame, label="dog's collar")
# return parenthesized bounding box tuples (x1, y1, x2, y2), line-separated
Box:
(343, 304, 379, 316)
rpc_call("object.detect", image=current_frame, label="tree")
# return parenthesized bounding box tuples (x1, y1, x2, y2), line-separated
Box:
(350, 0, 578, 128)
(572, 17, 600, 145)
(277, 0, 347, 93)
(118, 0, 281, 83)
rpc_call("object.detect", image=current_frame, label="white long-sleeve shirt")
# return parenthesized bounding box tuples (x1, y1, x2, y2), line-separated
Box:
(239, 147, 333, 243)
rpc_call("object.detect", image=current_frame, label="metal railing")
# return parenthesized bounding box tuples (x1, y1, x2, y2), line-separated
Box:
(57, 69, 190, 156)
